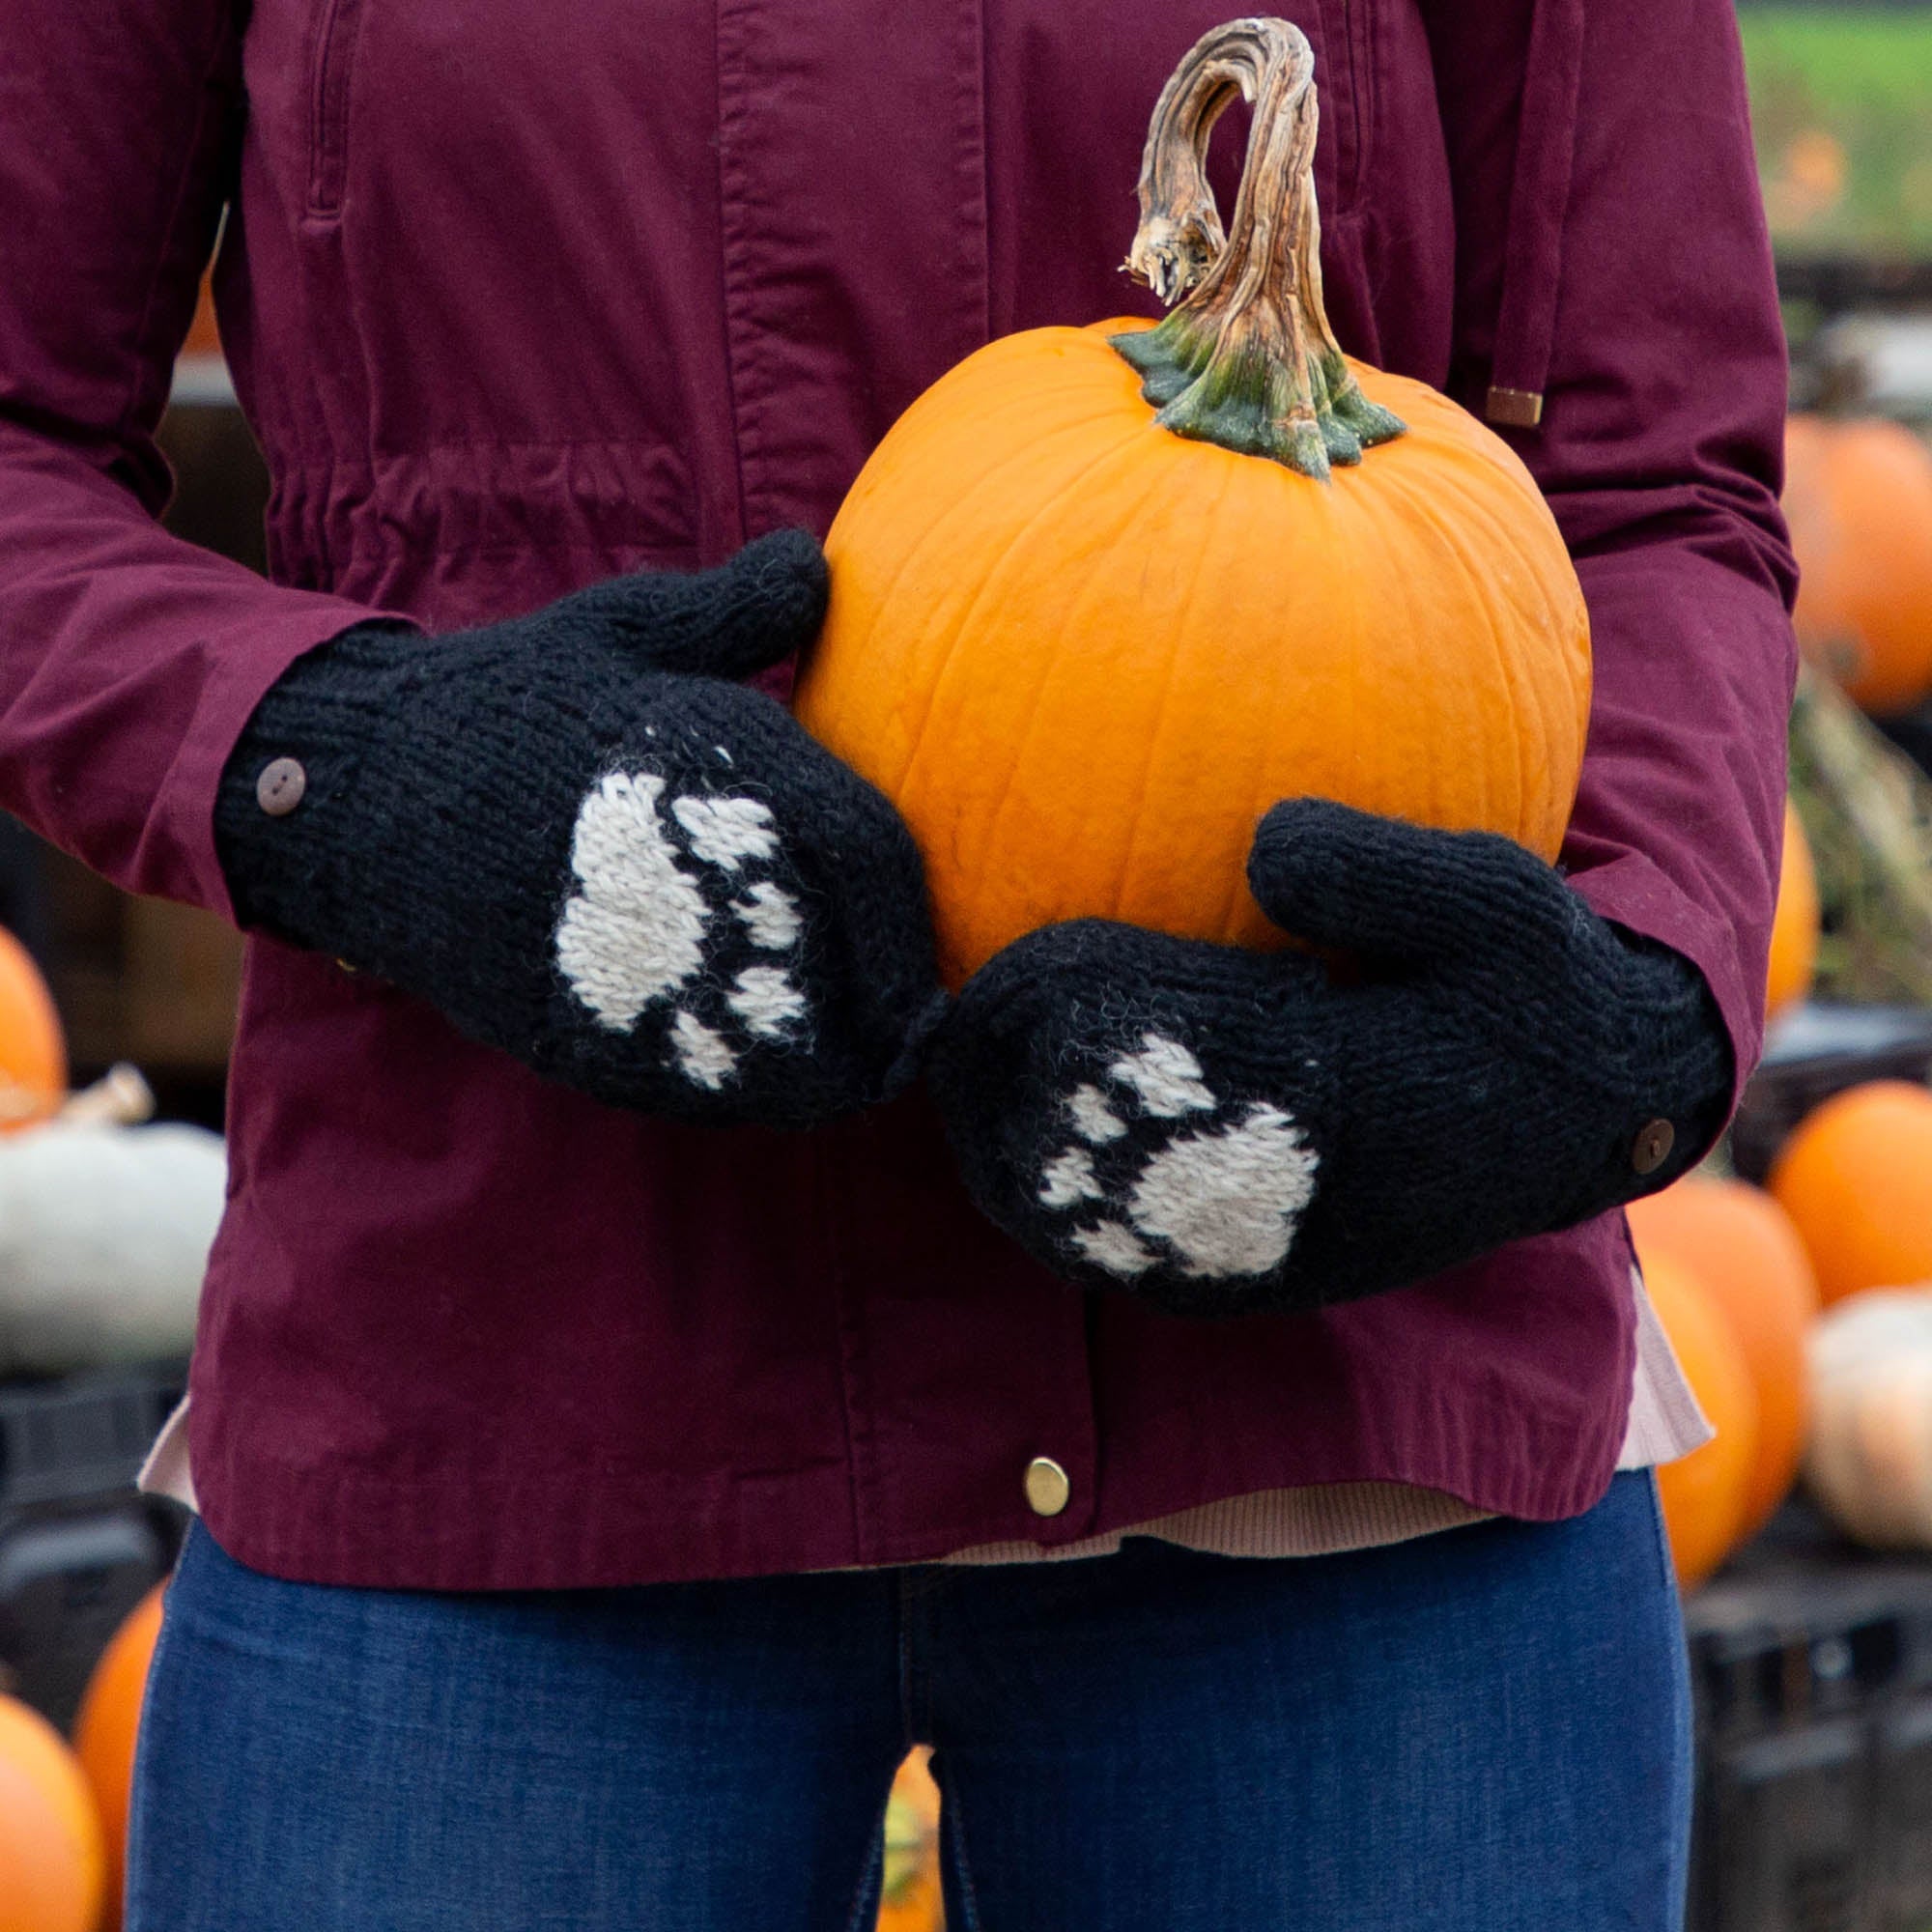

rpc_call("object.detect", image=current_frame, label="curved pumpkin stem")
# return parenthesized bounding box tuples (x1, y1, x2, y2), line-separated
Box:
(1111, 17, 1405, 481)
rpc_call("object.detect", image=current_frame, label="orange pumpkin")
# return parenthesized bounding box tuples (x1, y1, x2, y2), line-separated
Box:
(1627, 1176, 1818, 1538)
(794, 22, 1590, 988)
(1768, 1080, 1932, 1307)
(73, 1582, 168, 1932)
(0, 923, 64, 1131)
(1782, 414, 1932, 716)
(1642, 1251, 1761, 1589)
(877, 1748, 943, 1931)
(1765, 800, 1819, 1021)
(184, 268, 221, 358)
(0, 1694, 106, 1932)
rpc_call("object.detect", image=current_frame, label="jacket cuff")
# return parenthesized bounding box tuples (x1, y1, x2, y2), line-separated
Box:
(1569, 848, 1761, 1128)
(185, 600, 420, 924)
(212, 620, 422, 940)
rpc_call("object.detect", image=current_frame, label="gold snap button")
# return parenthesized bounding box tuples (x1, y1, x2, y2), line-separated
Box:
(256, 756, 307, 816)
(1024, 1457, 1070, 1518)
(1632, 1119, 1675, 1177)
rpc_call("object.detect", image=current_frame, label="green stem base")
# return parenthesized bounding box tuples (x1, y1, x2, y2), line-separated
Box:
(1109, 313, 1406, 481)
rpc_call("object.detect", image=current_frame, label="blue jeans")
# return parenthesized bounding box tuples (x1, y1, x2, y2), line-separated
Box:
(127, 1470, 1690, 1930)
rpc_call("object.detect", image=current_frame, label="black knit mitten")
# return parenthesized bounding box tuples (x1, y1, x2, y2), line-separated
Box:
(928, 798, 1734, 1318)
(215, 532, 945, 1128)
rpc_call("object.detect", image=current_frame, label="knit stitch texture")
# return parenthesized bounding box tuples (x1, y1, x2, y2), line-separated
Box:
(214, 532, 946, 1128)
(929, 798, 1734, 1318)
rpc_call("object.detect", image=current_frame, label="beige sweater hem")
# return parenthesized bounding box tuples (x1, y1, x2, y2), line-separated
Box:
(139, 1266, 1709, 1571)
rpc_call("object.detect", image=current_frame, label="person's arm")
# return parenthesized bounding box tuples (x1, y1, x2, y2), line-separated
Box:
(0, 0, 399, 915)
(0, 3, 944, 1126)
(1418, 0, 1797, 1110)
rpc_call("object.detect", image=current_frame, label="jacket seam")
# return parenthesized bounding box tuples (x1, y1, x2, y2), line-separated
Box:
(712, 0, 752, 547)
(1354, 0, 1378, 203)
(821, 1131, 882, 1565)
(272, 433, 710, 469)
(957, 0, 990, 353)
(281, 535, 702, 567)
(304, 0, 365, 218)
(117, 0, 238, 442)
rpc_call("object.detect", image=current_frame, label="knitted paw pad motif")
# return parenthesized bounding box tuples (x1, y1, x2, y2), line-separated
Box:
(553, 770, 809, 1089)
(1037, 1034, 1321, 1279)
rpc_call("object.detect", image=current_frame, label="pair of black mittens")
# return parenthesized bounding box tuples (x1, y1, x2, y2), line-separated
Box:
(215, 531, 946, 1129)
(927, 798, 1733, 1319)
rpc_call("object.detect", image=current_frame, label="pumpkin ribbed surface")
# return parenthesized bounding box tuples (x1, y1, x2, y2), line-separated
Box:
(797, 21, 1588, 988)
(798, 322, 1590, 987)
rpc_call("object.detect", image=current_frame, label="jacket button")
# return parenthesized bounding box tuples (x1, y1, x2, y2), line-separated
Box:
(1024, 1457, 1070, 1518)
(256, 756, 307, 816)
(1631, 1119, 1675, 1177)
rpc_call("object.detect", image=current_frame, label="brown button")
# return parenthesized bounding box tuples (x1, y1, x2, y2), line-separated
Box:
(256, 756, 307, 816)
(1632, 1119, 1675, 1177)
(1024, 1457, 1071, 1518)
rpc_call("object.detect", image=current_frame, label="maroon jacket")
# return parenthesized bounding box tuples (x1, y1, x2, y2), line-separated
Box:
(0, 0, 1795, 1588)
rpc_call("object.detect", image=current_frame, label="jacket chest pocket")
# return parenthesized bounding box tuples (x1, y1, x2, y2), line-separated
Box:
(1322, 0, 1376, 211)
(304, 0, 368, 217)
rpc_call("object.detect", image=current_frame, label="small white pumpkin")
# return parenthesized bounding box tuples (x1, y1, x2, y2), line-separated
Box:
(1804, 1288, 1932, 1548)
(0, 1067, 223, 1375)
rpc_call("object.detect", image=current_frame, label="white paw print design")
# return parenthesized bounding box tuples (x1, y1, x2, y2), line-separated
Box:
(552, 767, 810, 1090)
(1037, 1033, 1321, 1280)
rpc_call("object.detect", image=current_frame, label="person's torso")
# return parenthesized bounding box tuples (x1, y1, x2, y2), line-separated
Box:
(185, 1, 1636, 1590)
(221, 0, 1453, 611)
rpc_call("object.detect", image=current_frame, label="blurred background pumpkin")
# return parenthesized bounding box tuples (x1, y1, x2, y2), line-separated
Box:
(1805, 1289, 1932, 1549)
(1638, 1251, 1764, 1589)
(1784, 414, 1932, 716)
(1766, 800, 1821, 1021)
(878, 1748, 944, 1931)
(71, 1582, 168, 1932)
(1767, 1079, 1932, 1306)
(0, 1693, 105, 1932)
(0, 924, 66, 1131)
(1629, 1176, 1820, 1545)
